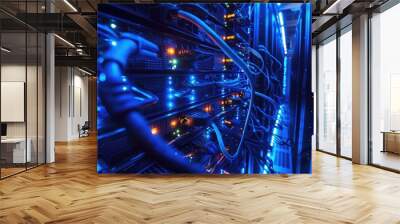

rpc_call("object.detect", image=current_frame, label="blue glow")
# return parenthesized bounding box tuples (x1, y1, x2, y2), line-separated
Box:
(97, 163, 103, 172)
(99, 73, 106, 82)
(278, 12, 287, 54)
(97, 3, 313, 175)
(167, 102, 174, 108)
(205, 128, 211, 139)
(278, 12, 284, 26)
(283, 57, 288, 95)
(263, 165, 270, 174)
(270, 105, 284, 147)
(280, 26, 287, 54)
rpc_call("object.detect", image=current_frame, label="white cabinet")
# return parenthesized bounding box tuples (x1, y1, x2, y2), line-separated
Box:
(1, 138, 31, 163)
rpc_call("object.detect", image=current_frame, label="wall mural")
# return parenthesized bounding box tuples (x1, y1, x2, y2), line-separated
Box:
(97, 3, 313, 174)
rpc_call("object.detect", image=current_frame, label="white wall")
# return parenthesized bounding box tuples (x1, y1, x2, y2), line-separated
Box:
(55, 67, 69, 141)
(1, 65, 26, 139)
(54, 67, 89, 141)
(1, 65, 41, 137)
(1, 64, 46, 163)
(72, 73, 89, 138)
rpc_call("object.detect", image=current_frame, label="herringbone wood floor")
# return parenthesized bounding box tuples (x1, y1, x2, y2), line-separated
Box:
(1, 136, 400, 224)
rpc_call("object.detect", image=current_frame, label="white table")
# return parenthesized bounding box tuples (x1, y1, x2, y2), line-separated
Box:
(1, 138, 31, 163)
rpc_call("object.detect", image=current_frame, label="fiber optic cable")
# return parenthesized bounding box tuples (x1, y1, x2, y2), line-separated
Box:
(177, 10, 255, 160)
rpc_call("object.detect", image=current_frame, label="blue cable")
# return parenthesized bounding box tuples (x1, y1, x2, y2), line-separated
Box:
(177, 10, 254, 160)
(210, 122, 241, 161)
(99, 34, 206, 173)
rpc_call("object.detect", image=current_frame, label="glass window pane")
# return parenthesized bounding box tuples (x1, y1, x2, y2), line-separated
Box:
(1, 31, 27, 177)
(27, 31, 38, 169)
(371, 4, 400, 171)
(318, 36, 337, 154)
(340, 29, 352, 158)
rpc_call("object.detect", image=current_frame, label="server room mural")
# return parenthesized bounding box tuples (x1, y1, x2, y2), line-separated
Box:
(97, 3, 312, 174)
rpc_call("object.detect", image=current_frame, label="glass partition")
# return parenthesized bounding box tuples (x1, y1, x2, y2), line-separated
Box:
(317, 35, 337, 154)
(27, 30, 38, 169)
(0, 1, 46, 179)
(1, 30, 28, 177)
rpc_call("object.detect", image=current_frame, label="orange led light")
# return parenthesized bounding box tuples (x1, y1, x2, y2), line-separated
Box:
(151, 127, 159, 135)
(225, 35, 235, 40)
(224, 13, 235, 19)
(222, 58, 232, 63)
(204, 105, 212, 113)
(170, 119, 178, 128)
(224, 120, 232, 125)
(166, 47, 175, 56)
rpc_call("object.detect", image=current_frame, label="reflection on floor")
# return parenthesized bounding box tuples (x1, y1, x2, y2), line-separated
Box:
(0, 167, 25, 178)
(373, 150, 400, 171)
(0, 136, 400, 223)
(0, 163, 42, 178)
